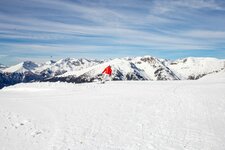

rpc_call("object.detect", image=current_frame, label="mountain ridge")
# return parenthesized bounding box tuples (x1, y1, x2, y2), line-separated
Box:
(0, 56, 224, 88)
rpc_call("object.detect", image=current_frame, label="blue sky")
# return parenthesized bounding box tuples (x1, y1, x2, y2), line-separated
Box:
(0, 0, 225, 65)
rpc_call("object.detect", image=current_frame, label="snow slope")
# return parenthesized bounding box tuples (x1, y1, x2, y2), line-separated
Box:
(0, 79, 225, 150)
(199, 69, 225, 81)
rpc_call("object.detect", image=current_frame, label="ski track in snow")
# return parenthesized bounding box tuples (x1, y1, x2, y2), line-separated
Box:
(0, 79, 225, 150)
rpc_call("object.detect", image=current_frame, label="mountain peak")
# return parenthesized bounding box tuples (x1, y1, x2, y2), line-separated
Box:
(45, 60, 56, 65)
(22, 61, 39, 68)
(3, 61, 38, 73)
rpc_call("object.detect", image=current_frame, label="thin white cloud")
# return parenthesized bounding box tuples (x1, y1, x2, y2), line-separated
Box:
(0, 43, 130, 54)
(182, 30, 225, 39)
(0, 54, 8, 58)
(152, 0, 224, 15)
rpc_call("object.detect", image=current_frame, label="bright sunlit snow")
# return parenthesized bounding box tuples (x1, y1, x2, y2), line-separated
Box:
(0, 71, 225, 150)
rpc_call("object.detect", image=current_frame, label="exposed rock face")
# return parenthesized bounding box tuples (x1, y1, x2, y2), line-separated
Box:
(0, 72, 43, 89)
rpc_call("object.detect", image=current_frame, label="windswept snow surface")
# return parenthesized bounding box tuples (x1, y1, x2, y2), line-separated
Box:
(0, 77, 225, 150)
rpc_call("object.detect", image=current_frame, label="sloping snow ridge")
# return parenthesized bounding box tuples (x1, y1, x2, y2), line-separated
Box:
(199, 69, 225, 81)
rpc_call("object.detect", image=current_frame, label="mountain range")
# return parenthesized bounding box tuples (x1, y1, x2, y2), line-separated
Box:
(0, 56, 224, 89)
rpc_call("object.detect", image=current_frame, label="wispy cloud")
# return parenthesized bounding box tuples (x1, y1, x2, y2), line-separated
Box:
(0, 0, 225, 65)
(182, 30, 225, 39)
(152, 0, 225, 14)
(0, 54, 7, 58)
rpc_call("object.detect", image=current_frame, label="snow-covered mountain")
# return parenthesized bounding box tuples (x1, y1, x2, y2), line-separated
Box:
(36, 58, 103, 78)
(0, 61, 42, 88)
(0, 58, 103, 88)
(53, 56, 224, 83)
(0, 56, 224, 88)
(55, 56, 180, 83)
(2, 58, 102, 76)
(3, 61, 39, 73)
(168, 57, 225, 79)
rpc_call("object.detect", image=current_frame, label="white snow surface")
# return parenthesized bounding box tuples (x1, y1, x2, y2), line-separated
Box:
(0, 75, 225, 150)
(199, 69, 225, 81)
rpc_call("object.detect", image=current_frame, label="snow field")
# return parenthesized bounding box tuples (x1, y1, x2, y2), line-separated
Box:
(0, 74, 225, 150)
